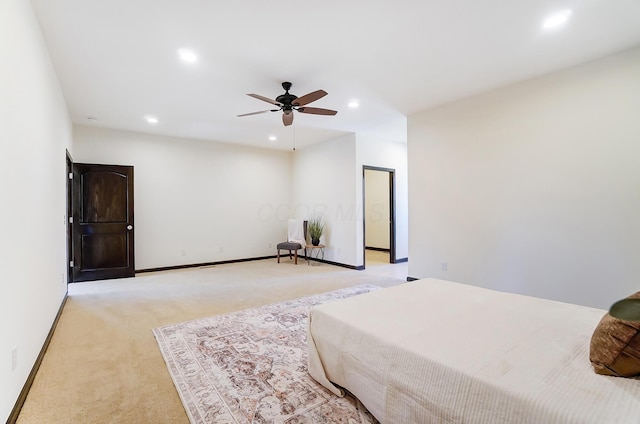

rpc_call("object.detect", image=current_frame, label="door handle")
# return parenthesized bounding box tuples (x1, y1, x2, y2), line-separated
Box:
(127, 225, 133, 230)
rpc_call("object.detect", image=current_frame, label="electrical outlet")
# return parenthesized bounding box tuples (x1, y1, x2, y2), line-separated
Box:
(441, 261, 448, 271)
(181, 250, 186, 257)
(219, 247, 224, 253)
(11, 346, 17, 371)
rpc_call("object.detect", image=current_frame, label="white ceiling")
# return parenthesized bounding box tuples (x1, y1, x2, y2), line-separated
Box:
(31, 0, 640, 151)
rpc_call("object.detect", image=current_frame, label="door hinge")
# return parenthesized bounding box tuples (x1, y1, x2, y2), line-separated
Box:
(68, 172, 73, 180)
(68, 216, 73, 224)
(69, 261, 74, 267)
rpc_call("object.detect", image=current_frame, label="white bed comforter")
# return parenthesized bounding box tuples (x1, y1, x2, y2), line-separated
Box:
(307, 278, 640, 423)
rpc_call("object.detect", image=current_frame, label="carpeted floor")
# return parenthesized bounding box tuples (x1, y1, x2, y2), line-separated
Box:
(16, 257, 407, 423)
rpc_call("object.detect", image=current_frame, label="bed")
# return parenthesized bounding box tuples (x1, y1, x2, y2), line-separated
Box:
(307, 278, 640, 423)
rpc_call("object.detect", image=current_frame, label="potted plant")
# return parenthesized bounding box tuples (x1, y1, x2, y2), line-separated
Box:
(308, 217, 324, 246)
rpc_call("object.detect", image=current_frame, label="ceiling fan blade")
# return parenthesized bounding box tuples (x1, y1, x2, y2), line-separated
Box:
(297, 107, 338, 116)
(292, 89, 327, 107)
(237, 110, 271, 117)
(247, 93, 282, 106)
(283, 112, 294, 126)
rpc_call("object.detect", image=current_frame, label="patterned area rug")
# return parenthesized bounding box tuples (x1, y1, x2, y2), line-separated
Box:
(153, 285, 381, 424)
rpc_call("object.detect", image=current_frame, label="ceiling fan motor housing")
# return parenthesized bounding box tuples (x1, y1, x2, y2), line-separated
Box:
(276, 81, 298, 107)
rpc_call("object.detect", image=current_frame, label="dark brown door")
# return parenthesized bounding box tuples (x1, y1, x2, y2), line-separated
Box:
(72, 163, 135, 282)
(66, 151, 73, 283)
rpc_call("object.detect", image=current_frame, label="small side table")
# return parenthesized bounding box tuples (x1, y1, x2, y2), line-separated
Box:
(305, 244, 325, 265)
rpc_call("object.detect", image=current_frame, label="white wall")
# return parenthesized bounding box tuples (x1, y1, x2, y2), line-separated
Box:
(73, 126, 291, 270)
(364, 169, 390, 249)
(357, 134, 409, 265)
(408, 47, 640, 309)
(291, 134, 358, 266)
(0, 0, 72, 420)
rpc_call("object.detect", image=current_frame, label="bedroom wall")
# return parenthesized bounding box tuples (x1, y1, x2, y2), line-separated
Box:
(356, 135, 409, 265)
(408, 47, 640, 309)
(73, 126, 291, 270)
(291, 134, 358, 266)
(0, 0, 72, 421)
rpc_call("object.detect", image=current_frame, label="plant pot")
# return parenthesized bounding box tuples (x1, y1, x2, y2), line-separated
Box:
(311, 238, 320, 246)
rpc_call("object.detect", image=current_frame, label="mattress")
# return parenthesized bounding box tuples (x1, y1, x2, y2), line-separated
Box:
(307, 278, 640, 423)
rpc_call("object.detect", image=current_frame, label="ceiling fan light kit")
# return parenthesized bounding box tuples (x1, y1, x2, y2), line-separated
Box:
(238, 81, 337, 126)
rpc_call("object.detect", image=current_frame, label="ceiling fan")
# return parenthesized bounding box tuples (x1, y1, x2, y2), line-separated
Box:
(238, 82, 337, 126)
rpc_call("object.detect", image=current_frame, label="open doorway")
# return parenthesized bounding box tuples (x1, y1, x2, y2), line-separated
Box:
(363, 166, 396, 267)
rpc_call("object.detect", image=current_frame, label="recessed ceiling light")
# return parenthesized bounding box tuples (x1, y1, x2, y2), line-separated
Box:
(145, 115, 158, 124)
(348, 100, 359, 108)
(268, 135, 277, 141)
(86, 116, 98, 121)
(543, 9, 573, 30)
(177, 48, 198, 63)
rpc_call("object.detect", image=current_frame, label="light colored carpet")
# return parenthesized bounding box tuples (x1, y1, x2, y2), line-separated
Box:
(16, 258, 406, 423)
(153, 285, 380, 423)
